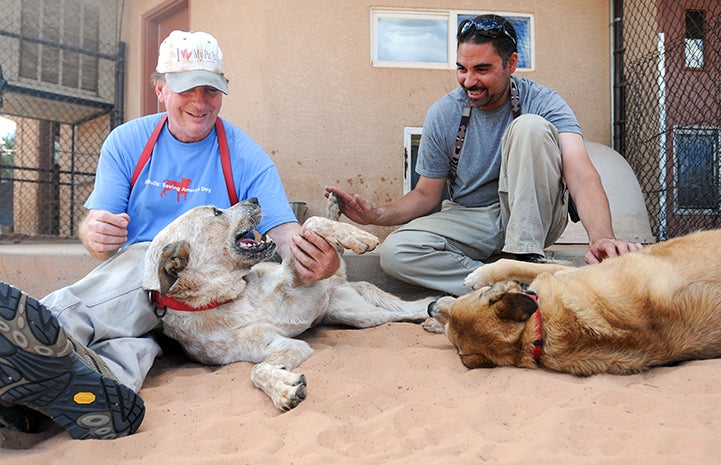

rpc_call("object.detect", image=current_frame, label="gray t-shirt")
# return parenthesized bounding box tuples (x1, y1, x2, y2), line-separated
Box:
(416, 76, 582, 207)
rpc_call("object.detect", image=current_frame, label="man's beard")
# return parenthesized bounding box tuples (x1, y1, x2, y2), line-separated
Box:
(463, 80, 509, 109)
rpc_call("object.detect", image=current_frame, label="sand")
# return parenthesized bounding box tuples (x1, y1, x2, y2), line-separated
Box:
(1, 322, 720, 464)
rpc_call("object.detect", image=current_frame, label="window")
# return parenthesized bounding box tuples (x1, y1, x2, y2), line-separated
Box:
(673, 127, 719, 212)
(19, 0, 100, 92)
(685, 10, 704, 69)
(404, 127, 449, 210)
(372, 9, 533, 71)
(372, 12, 450, 69)
(403, 127, 423, 194)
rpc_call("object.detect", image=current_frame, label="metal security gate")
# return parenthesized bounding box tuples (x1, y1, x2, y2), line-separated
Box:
(614, 0, 721, 240)
(0, 0, 123, 238)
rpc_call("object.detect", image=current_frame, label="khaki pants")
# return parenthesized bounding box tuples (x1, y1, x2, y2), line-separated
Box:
(40, 243, 161, 392)
(380, 114, 569, 296)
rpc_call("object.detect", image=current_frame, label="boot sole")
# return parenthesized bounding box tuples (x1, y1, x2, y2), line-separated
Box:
(0, 282, 145, 439)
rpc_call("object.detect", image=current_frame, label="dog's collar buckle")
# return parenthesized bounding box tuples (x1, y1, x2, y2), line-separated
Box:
(148, 290, 225, 317)
(148, 291, 167, 318)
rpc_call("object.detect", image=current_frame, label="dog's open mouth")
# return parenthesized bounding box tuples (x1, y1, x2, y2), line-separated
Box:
(234, 229, 276, 257)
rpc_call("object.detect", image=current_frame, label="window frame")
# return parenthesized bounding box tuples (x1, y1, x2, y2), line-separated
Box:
(17, 0, 104, 96)
(684, 9, 705, 69)
(371, 8, 534, 71)
(672, 125, 720, 214)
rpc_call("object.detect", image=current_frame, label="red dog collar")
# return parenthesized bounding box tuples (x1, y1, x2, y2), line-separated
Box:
(148, 290, 226, 317)
(525, 291, 543, 363)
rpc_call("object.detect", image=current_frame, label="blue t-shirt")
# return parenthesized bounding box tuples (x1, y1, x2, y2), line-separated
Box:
(85, 113, 296, 247)
(416, 76, 582, 207)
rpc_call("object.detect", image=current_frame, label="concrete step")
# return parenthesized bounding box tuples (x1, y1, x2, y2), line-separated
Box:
(0, 241, 98, 298)
(0, 241, 587, 300)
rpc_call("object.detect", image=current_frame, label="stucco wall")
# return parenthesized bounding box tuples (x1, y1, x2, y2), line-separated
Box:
(121, 0, 611, 239)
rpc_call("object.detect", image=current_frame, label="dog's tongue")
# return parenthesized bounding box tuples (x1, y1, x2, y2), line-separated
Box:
(236, 230, 262, 245)
(237, 231, 258, 247)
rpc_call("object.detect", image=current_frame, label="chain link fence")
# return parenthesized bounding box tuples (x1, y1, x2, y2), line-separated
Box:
(0, 0, 122, 239)
(617, 0, 721, 240)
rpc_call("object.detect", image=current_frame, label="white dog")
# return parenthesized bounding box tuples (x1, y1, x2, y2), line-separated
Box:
(142, 197, 434, 410)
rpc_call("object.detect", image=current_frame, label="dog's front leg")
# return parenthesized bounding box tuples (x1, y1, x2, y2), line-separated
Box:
(301, 217, 379, 254)
(464, 259, 574, 290)
(249, 337, 315, 411)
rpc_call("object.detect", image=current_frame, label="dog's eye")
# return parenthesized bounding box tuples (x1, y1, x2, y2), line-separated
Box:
(213, 208, 223, 217)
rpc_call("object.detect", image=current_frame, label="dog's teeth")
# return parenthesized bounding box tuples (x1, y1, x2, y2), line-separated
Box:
(235, 231, 274, 253)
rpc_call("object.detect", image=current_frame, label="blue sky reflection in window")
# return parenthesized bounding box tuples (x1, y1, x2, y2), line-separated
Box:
(458, 14, 532, 69)
(377, 17, 448, 63)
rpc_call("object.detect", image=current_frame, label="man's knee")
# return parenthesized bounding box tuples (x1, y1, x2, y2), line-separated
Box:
(509, 113, 553, 135)
(379, 228, 439, 279)
(503, 114, 562, 172)
(378, 231, 405, 278)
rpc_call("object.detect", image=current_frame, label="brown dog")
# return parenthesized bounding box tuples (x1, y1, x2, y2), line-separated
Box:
(425, 230, 721, 375)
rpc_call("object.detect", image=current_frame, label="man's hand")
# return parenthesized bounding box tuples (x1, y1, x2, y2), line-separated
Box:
(290, 229, 341, 280)
(79, 210, 130, 260)
(323, 186, 378, 225)
(585, 237, 644, 264)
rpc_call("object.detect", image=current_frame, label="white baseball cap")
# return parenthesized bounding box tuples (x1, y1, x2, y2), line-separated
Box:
(156, 30, 229, 94)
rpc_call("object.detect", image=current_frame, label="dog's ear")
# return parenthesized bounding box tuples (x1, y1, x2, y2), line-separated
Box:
(494, 292, 538, 322)
(158, 240, 191, 295)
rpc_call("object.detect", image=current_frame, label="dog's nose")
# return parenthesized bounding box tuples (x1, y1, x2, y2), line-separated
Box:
(427, 300, 437, 317)
(246, 197, 259, 205)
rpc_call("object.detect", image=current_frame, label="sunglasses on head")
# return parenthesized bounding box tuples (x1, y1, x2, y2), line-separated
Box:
(457, 18, 517, 46)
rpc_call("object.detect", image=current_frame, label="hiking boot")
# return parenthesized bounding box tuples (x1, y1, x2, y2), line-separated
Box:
(0, 281, 145, 439)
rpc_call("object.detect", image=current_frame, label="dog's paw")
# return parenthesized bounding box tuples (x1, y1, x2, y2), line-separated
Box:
(326, 192, 341, 221)
(336, 229, 379, 254)
(272, 370, 307, 411)
(303, 217, 380, 254)
(422, 317, 445, 334)
(279, 374, 307, 411)
(463, 259, 520, 289)
(251, 362, 310, 411)
(464, 267, 492, 290)
(302, 216, 380, 254)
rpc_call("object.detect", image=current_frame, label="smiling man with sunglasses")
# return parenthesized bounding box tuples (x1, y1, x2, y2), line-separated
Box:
(326, 14, 642, 296)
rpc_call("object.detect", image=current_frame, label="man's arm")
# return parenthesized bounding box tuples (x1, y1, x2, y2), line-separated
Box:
(324, 175, 446, 226)
(559, 133, 643, 263)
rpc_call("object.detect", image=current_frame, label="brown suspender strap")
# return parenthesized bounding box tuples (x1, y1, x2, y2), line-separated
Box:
(448, 106, 471, 200)
(509, 78, 521, 118)
(129, 115, 238, 205)
(448, 78, 521, 200)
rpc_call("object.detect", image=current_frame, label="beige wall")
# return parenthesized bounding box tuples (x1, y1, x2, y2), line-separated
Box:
(121, 0, 611, 239)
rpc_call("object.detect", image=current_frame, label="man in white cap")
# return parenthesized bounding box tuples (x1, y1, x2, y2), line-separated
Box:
(0, 31, 339, 440)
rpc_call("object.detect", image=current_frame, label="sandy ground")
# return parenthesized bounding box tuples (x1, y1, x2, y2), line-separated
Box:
(1, 321, 720, 464)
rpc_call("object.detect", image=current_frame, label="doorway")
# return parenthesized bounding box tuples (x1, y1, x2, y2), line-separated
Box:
(141, 0, 189, 116)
